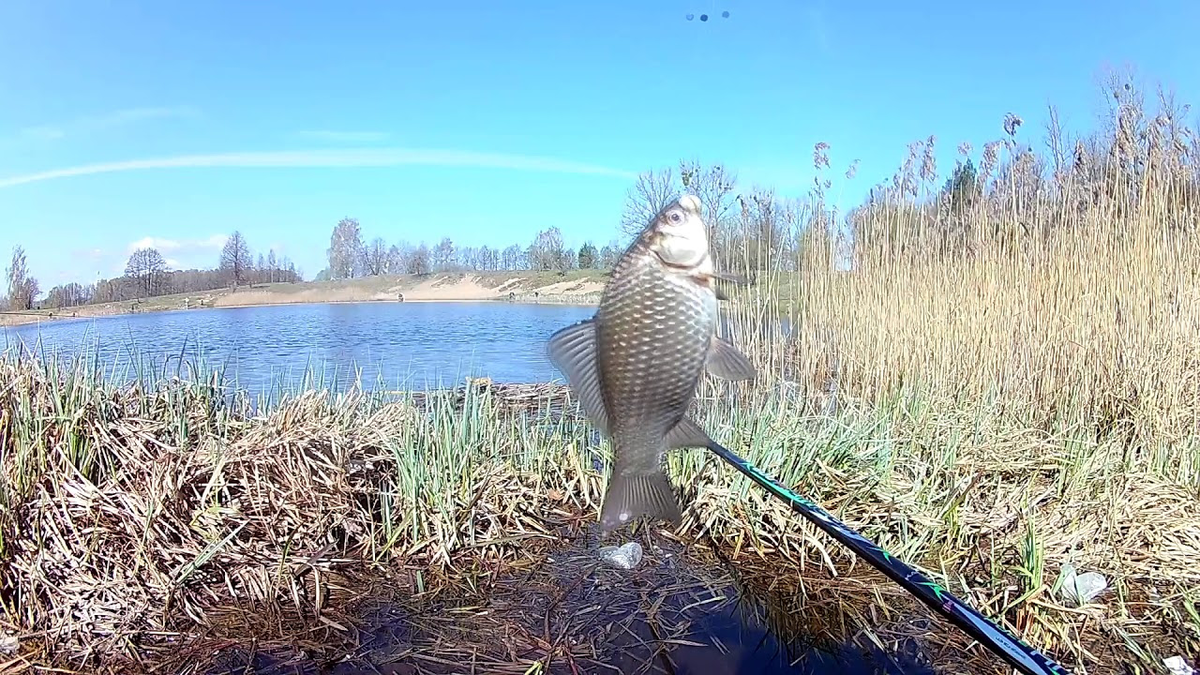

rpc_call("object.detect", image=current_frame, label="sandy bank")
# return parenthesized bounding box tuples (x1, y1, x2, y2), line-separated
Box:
(0, 272, 607, 327)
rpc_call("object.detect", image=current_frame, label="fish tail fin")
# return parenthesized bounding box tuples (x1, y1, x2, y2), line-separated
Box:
(600, 469, 682, 534)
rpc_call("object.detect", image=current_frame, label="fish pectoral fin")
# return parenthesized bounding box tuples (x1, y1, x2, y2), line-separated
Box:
(664, 415, 716, 450)
(600, 469, 682, 534)
(705, 337, 756, 381)
(546, 317, 610, 435)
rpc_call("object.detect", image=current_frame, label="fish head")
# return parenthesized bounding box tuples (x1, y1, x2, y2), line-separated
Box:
(645, 194, 711, 272)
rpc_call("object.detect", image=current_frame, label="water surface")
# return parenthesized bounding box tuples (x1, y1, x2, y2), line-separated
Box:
(3, 301, 597, 391)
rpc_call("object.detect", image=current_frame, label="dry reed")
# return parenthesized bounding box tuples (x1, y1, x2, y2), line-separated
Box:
(702, 71, 1200, 673)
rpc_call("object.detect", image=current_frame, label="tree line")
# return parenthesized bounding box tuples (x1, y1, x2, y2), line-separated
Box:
(317, 218, 624, 281)
(3, 235, 302, 311)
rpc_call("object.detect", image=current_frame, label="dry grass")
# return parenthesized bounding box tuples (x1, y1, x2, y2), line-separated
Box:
(0, 362, 600, 671)
(1, 345, 1196, 673)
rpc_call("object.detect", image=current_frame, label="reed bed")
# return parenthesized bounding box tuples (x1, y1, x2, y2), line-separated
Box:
(701, 76, 1200, 673)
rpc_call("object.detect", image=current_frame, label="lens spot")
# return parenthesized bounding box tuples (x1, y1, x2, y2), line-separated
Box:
(700, 13, 708, 21)
(722, 10, 730, 18)
(685, 13, 694, 20)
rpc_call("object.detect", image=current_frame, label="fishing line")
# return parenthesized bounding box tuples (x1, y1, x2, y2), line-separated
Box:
(701, 438, 1072, 675)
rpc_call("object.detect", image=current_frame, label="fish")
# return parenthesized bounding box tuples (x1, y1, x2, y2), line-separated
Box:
(546, 194, 756, 534)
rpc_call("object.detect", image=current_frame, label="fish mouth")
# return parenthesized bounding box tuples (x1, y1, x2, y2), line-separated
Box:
(657, 248, 710, 279)
(653, 247, 710, 272)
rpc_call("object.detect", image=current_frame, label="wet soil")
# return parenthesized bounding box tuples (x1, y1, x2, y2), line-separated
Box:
(161, 528, 941, 675)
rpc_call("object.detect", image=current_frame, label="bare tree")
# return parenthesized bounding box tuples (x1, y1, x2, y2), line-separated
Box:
(408, 242, 431, 275)
(433, 237, 456, 272)
(6, 245, 39, 310)
(527, 227, 566, 271)
(732, 188, 789, 272)
(327, 217, 364, 279)
(266, 249, 278, 282)
(219, 231, 252, 286)
(598, 240, 622, 269)
(619, 168, 679, 238)
(456, 246, 479, 270)
(125, 247, 167, 296)
(478, 245, 499, 270)
(388, 243, 408, 274)
(45, 282, 92, 308)
(501, 244, 525, 270)
(679, 160, 739, 266)
(363, 237, 389, 276)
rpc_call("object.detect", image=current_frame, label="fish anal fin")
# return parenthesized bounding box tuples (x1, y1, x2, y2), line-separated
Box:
(706, 336, 756, 381)
(664, 415, 715, 450)
(600, 469, 682, 534)
(546, 318, 610, 435)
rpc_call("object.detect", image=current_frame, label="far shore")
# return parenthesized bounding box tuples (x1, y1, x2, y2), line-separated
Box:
(0, 270, 606, 327)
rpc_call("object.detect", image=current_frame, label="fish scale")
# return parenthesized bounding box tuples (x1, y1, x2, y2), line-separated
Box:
(546, 194, 757, 534)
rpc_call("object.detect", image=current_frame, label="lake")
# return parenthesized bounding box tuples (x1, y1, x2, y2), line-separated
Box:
(2, 301, 598, 392)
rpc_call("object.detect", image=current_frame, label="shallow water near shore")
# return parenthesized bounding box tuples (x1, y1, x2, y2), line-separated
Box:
(166, 531, 937, 675)
(1, 301, 598, 390)
(1, 301, 795, 395)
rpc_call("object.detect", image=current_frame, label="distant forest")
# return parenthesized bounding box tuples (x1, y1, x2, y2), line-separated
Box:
(4, 216, 632, 311)
(3, 237, 304, 311)
(317, 219, 624, 282)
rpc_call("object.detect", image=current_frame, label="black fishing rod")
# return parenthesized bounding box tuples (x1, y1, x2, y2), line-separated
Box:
(702, 439, 1072, 675)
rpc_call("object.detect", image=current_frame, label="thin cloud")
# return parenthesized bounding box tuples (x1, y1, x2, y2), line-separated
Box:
(21, 126, 67, 141)
(126, 234, 228, 255)
(295, 130, 391, 143)
(12, 106, 200, 143)
(69, 247, 108, 260)
(0, 148, 638, 189)
(120, 235, 228, 274)
(804, 6, 832, 54)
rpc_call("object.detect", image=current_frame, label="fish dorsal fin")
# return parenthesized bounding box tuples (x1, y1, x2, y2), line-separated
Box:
(546, 318, 610, 435)
(664, 414, 715, 450)
(705, 336, 756, 381)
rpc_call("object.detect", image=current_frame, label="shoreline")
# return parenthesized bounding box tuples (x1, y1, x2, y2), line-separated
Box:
(0, 271, 606, 327)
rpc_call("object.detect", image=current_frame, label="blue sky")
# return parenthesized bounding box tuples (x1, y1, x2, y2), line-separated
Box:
(1, 0, 1197, 290)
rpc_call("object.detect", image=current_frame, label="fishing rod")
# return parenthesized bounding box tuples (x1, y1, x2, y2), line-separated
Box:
(702, 439, 1072, 675)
